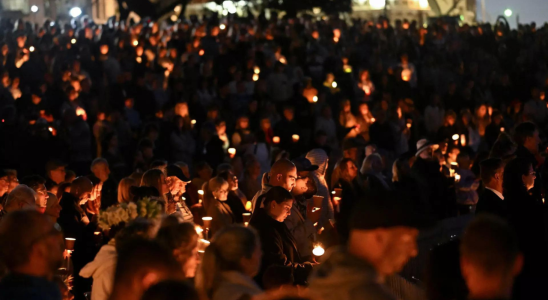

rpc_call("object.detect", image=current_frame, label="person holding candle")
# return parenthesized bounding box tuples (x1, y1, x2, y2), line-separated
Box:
(306, 149, 333, 230)
(513, 122, 543, 201)
(250, 186, 314, 286)
(411, 139, 450, 219)
(205, 177, 236, 235)
(166, 165, 194, 223)
(0, 210, 65, 300)
(309, 190, 431, 300)
(196, 226, 263, 300)
(503, 158, 548, 297)
(284, 157, 320, 259)
(332, 158, 362, 241)
(454, 152, 479, 214)
(218, 170, 246, 224)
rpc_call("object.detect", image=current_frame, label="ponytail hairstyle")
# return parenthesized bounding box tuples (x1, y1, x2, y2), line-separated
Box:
(196, 226, 260, 300)
(203, 177, 228, 210)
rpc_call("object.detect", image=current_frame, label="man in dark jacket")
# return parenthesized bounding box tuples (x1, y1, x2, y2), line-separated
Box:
(411, 139, 450, 219)
(285, 157, 320, 259)
(250, 186, 314, 287)
(476, 158, 507, 219)
(513, 122, 543, 201)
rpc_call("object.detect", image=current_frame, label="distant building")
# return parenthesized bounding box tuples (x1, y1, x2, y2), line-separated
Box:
(351, 0, 476, 25)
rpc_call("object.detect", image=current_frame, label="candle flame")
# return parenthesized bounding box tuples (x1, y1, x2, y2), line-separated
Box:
(313, 245, 325, 256)
(245, 201, 252, 211)
(273, 136, 280, 144)
(452, 134, 459, 141)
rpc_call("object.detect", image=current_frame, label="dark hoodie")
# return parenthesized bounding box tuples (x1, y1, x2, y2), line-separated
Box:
(249, 208, 313, 286)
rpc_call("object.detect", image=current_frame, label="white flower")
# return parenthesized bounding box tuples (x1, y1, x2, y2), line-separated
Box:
(128, 203, 138, 219)
(117, 208, 129, 224)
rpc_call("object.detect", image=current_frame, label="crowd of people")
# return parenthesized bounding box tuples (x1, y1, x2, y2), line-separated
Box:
(0, 9, 547, 300)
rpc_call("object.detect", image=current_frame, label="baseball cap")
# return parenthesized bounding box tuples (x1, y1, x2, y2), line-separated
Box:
(291, 157, 319, 172)
(350, 190, 435, 230)
(166, 165, 191, 182)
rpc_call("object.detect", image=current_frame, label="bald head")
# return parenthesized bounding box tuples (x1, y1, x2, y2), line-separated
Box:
(4, 185, 38, 213)
(269, 159, 297, 192)
(91, 158, 110, 182)
(70, 177, 93, 200)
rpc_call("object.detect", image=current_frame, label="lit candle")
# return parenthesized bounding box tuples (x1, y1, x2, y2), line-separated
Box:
(331, 81, 338, 88)
(313, 244, 325, 257)
(273, 136, 280, 144)
(71, 38, 76, 44)
(292, 134, 300, 143)
(195, 225, 204, 234)
(132, 40, 138, 46)
(406, 123, 412, 128)
(202, 217, 212, 229)
(452, 134, 459, 141)
(228, 148, 236, 158)
(455, 174, 461, 182)
(279, 57, 286, 64)
(65, 238, 76, 250)
(363, 85, 371, 95)
(48, 127, 53, 132)
(136, 56, 142, 63)
(500, 127, 505, 132)
(199, 49, 205, 56)
(254, 66, 260, 74)
(488, 107, 493, 116)
(460, 134, 466, 147)
(198, 190, 204, 202)
(29, 46, 35, 52)
(370, 117, 376, 123)
(401, 69, 411, 82)
(220, 24, 226, 30)
(242, 213, 251, 227)
(312, 96, 318, 103)
(245, 201, 252, 211)
(253, 74, 259, 81)
(93, 231, 100, 236)
(344, 65, 352, 73)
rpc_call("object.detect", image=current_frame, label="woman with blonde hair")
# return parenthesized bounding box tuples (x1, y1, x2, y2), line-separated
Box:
(204, 177, 235, 235)
(117, 177, 137, 203)
(141, 169, 171, 212)
(196, 226, 262, 300)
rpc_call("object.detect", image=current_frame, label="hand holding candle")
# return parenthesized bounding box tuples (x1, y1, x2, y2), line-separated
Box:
(242, 213, 251, 227)
(228, 148, 236, 158)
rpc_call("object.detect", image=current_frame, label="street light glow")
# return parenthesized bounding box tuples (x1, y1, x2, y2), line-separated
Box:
(31, 5, 39, 13)
(504, 9, 513, 17)
(69, 7, 82, 18)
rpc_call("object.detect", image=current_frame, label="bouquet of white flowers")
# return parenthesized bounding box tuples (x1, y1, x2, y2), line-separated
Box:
(98, 197, 162, 230)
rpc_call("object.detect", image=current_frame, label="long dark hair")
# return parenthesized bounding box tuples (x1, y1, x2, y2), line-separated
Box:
(503, 158, 532, 196)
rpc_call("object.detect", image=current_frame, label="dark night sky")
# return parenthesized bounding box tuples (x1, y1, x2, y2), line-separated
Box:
(480, 0, 548, 27)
